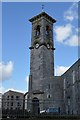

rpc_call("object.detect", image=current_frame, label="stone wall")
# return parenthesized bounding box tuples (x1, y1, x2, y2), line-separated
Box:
(61, 59, 80, 115)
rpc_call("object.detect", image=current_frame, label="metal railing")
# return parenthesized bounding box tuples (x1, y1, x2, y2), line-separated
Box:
(1, 98, 80, 119)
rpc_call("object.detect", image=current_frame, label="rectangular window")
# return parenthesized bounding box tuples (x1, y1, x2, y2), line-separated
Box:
(39, 54, 40, 58)
(7, 102, 9, 106)
(67, 97, 70, 105)
(72, 70, 75, 84)
(64, 90, 66, 99)
(48, 84, 50, 89)
(29, 75, 32, 90)
(64, 78, 66, 89)
(16, 96, 20, 100)
(17, 102, 20, 107)
(11, 95, 14, 100)
(7, 96, 9, 100)
(39, 66, 40, 70)
(11, 102, 13, 106)
(11, 95, 13, 98)
(79, 66, 80, 80)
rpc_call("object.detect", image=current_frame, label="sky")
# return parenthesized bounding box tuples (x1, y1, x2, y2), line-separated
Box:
(1, 2, 79, 93)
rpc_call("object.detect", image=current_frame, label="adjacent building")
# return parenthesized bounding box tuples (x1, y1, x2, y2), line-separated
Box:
(61, 59, 80, 115)
(0, 93, 2, 119)
(2, 90, 24, 110)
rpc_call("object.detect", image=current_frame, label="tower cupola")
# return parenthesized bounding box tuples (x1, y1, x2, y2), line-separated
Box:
(29, 12, 56, 50)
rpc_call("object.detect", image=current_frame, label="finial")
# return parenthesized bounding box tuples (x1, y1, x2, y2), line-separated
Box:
(42, 4, 44, 12)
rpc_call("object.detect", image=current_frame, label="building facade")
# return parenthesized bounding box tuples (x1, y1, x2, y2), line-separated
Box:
(61, 59, 80, 115)
(2, 90, 24, 110)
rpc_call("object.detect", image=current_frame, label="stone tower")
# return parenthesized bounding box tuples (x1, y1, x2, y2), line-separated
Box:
(28, 12, 56, 112)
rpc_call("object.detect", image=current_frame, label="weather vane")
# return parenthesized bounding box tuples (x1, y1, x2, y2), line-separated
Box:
(42, 4, 44, 12)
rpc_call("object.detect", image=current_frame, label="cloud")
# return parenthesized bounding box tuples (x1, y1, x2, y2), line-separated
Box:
(55, 66, 70, 76)
(65, 35, 78, 46)
(0, 86, 5, 94)
(55, 23, 79, 46)
(0, 75, 29, 94)
(0, 61, 13, 81)
(25, 75, 29, 82)
(54, 2, 79, 47)
(64, 2, 78, 22)
(55, 24, 72, 43)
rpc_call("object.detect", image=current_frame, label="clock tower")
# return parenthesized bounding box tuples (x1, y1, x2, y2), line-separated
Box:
(28, 12, 56, 112)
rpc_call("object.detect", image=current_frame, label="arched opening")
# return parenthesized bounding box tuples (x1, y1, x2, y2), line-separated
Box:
(45, 25, 50, 35)
(32, 97, 40, 115)
(36, 25, 40, 36)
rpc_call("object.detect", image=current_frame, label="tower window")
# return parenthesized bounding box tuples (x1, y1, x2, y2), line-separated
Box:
(48, 84, 50, 89)
(46, 25, 50, 35)
(48, 95, 50, 98)
(47, 94, 51, 98)
(36, 25, 40, 36)
(39, 66, 40, 70)
(39, 54, 40, 58)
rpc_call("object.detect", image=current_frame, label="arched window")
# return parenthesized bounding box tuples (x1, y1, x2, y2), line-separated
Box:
(36, 25, 40, 36)
(47, 94, 51, 98)
(46, 25, 50, 35)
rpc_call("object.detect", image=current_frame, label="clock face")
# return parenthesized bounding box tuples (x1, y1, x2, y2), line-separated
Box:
(35, 43, 39, 48)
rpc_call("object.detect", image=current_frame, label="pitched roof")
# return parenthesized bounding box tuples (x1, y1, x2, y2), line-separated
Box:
(29, 12, 56, 23)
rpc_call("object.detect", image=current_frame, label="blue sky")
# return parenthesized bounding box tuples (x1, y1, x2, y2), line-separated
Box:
(1, 2, 79, 93)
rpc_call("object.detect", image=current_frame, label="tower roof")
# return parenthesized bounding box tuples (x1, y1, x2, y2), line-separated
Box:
(29, 12, 56, 23)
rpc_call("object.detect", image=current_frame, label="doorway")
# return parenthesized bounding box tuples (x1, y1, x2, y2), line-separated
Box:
(32, 97, 40, 115)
